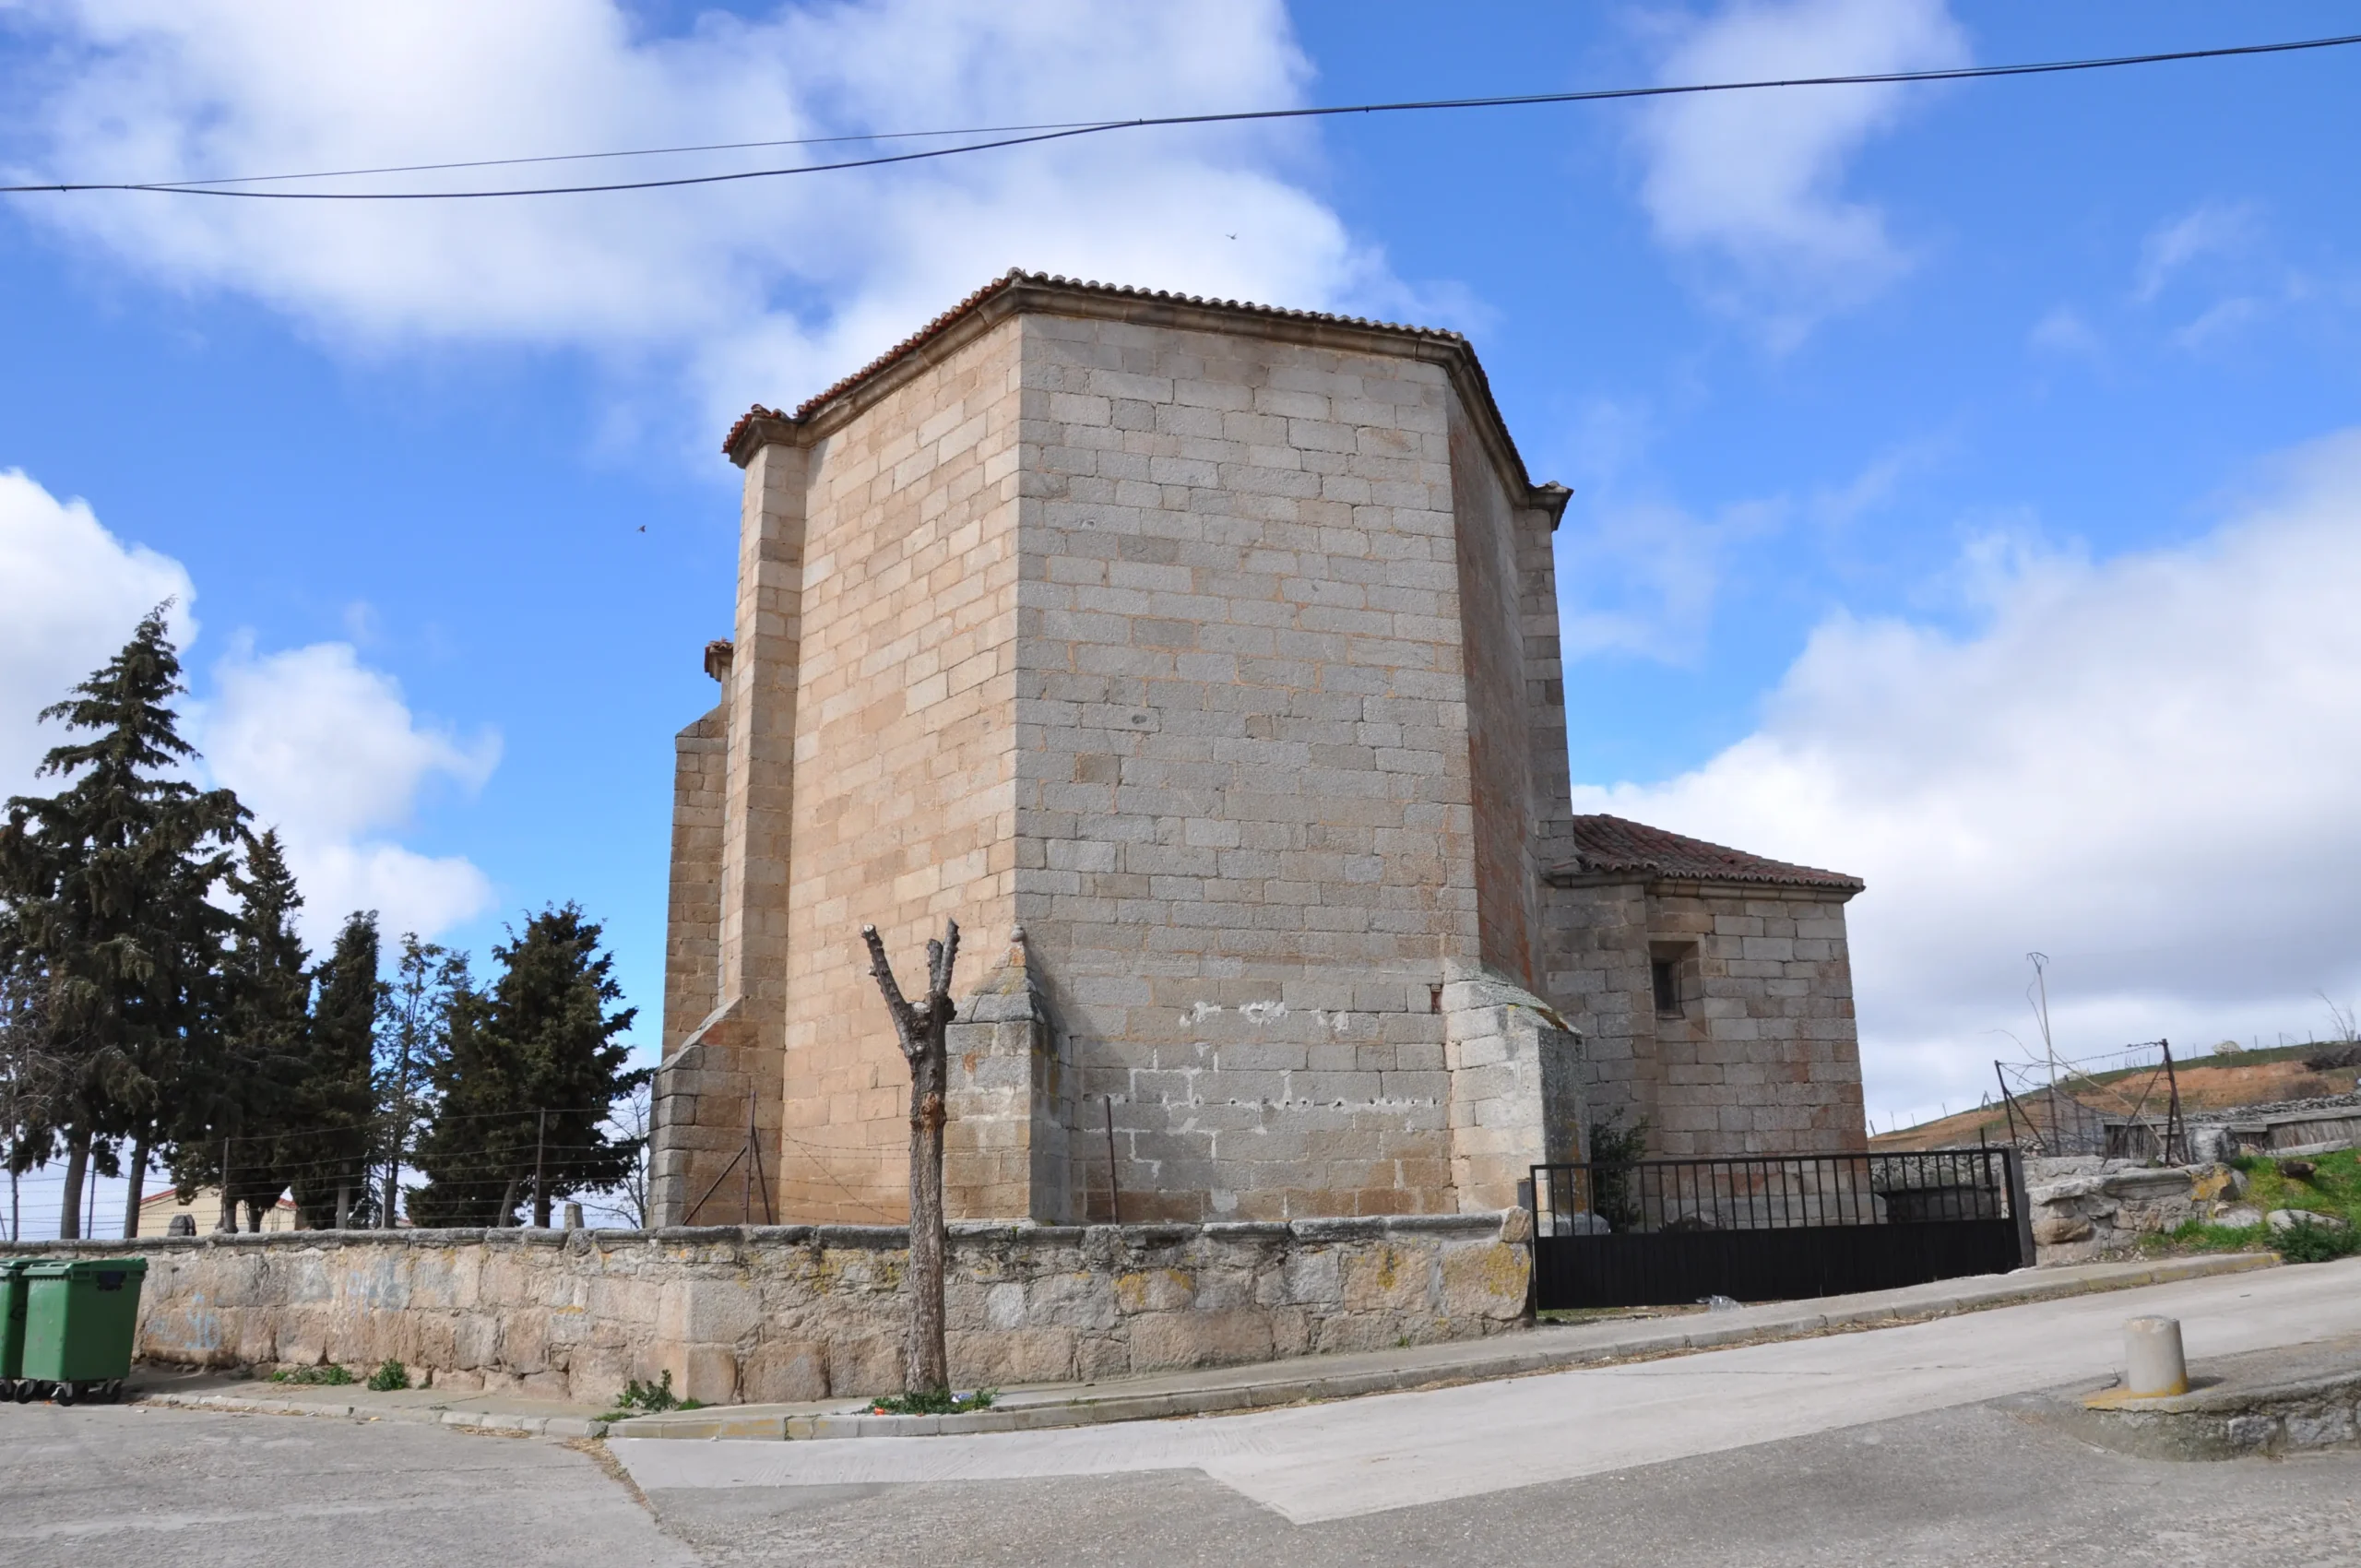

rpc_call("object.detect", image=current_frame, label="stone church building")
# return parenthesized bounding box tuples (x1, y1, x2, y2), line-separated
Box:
(650, 271, 1866, 1229)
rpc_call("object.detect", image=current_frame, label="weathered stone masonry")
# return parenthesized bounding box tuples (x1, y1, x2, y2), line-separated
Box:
(28, 1214, 1530, 1404)
(654, 270, 1869, 1230)
(1544, 815, 1869, 1158)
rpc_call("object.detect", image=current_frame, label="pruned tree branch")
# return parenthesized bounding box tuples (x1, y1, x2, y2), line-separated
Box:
(862, 917, 961, 1395)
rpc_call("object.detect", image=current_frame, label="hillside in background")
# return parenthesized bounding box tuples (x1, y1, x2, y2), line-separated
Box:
(1869, 1042, 2361, 1152)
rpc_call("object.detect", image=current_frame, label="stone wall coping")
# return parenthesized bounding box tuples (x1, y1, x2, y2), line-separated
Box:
(12, 1212, 1519, 1256)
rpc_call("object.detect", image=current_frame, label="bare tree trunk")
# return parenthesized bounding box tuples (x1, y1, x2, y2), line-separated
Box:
(59, 1126, 89, 1240)
(497, 1172, 523, 1228)
(863, 919, 961, 1396)
(121, 1131, 150, 1239)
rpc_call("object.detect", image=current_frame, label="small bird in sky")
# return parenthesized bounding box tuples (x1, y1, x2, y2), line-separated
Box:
(637, 524, 647, 532)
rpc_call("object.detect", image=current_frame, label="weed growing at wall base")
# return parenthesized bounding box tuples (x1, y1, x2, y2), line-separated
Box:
(866, 1387, 995, 1416)
(270, 1364, 353, 1385)
(603, 1370, 703, 1419)
(366, 1359, 409, 1392)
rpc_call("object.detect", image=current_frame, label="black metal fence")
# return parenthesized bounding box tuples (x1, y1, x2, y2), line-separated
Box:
(1529, 1148, 2032, 1310)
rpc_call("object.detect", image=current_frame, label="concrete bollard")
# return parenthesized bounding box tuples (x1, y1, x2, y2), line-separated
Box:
(2123, 1315, 2188, 1397)
(563, 1202, 584, 1231)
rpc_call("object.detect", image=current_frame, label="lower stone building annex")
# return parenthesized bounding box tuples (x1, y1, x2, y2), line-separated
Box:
(650, 270, 1867, 1229)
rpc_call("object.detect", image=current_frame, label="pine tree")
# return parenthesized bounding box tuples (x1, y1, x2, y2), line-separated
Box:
(285, 909, 383, 1229)
(410, 905, 642, 1227)
(0, 608, 243, 1238)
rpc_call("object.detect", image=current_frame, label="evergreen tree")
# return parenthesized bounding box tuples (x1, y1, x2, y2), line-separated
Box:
(0, 608, 243, 1238)
(376, 933, 467, 1228)
(284, 909, 384, 1228)
(0, 954, 66, 1242)
(171, 827, 310, 1230)
(410, 905, 642, 1227)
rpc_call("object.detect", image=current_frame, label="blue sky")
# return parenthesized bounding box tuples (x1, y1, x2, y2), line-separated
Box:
(5, 1, 2360, 1139)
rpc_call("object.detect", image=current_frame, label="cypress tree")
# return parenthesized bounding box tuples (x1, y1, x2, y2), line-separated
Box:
(285, 910, 384, 1228)
(0, 608, 243, 1238)
(410, 905, 642, 1227)
(172, 827, 310, 1230)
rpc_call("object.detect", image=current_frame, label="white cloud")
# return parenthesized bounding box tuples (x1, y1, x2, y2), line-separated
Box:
(0, 468, 494, 948)
(0, 469, 195, 798)
(1571, 428, 2361, 1123)
(1633, 0, 1967, 343)
(2028, 304, 2102, 362)
(6, 0, 1381, 434)
(1557, 494, 1783, 663)
(1556, 442, 1925, 663)
(201, 640, 499, 946)
(2134, 199, 2259, 303)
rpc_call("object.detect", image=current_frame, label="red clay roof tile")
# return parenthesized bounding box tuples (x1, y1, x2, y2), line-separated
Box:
(1555, 814, 1863, 893)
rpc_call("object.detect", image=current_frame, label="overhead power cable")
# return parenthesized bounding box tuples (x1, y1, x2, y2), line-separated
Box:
(3, 30, 2356, 201)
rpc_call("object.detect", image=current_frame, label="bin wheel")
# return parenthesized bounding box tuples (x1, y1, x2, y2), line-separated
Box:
(53, 1383, 75, 1407)
(106, 1380, 125, 1404)
(10, 1381, 31, 1404)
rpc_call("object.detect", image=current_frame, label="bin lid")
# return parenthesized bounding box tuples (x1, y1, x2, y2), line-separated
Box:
(22, 1257, 150, 1279)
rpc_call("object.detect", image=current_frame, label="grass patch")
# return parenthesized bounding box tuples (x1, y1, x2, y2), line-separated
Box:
(270, 1364, 354, 1386)
(863, 1387, 996, 1416)
(365, 1359, 410, 1393)
(2230, 1147, 2361, 1220)
(2146, 1148, 2361, 1265)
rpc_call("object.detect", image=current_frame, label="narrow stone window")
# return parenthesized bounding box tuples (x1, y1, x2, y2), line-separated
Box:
(1652, 958, 1680, 1017)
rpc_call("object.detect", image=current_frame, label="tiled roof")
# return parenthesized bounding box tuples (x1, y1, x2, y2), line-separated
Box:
(723, 267, 1472, 456)
(1554, 814, 1864, 892)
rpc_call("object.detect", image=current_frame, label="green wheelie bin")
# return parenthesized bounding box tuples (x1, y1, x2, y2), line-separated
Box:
(1, 1258, 30, 1400)
(20, 1257, 147, 1404)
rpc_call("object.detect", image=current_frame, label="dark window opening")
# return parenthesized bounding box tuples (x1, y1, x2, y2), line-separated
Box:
(1652, 958, 1681, 1017)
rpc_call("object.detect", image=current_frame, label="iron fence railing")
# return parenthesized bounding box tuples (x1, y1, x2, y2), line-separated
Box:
(1530, 1147, 2024, 1238)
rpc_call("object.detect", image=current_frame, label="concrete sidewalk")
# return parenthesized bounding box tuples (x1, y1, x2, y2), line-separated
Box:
(125, 1251, 2272, 1441)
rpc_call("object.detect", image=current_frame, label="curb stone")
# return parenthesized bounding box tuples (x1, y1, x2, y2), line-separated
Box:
(133, 1390, 611, 1438)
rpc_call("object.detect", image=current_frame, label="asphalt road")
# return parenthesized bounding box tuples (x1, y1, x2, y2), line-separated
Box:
(6, 1258, 2359, 1566)
(0, 1403, 694, 1568)
(641, 1402, 2361, 1568)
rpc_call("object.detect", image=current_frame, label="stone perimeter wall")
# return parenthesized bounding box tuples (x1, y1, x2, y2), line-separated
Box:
(2025, 1159, 2240, 1265)
(25, 1213, 1531, 1407)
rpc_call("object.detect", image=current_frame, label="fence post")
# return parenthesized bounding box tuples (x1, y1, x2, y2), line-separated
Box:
(2004, 1146, 2036, 1269)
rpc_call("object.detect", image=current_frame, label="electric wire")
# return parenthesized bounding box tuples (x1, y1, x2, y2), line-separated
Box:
(2, 31, 2355, 200)
(146, 118, 1122, 188)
